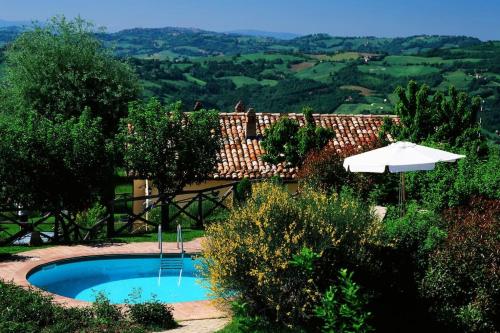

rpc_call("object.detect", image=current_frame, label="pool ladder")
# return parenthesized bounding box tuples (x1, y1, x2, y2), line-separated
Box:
(158, 224, 184, 285)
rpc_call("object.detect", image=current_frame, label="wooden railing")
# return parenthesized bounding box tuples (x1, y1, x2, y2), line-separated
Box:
(0, 179, 296, 246)
(107, 181, 237, 237)
(0, 181, 239, 245)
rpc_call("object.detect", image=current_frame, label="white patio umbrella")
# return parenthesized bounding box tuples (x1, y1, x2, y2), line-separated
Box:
(343, 141, 465, 213)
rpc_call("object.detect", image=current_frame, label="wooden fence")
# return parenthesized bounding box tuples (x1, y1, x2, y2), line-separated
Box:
(0, 179, 297, 246)
(0, 181, 239, 246)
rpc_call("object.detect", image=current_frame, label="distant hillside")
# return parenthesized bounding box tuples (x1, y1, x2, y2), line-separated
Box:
(0, 25, 497, 142)
(0, 26, 24, 47)
(100, 28, 481, 59)
(226, 29, 301, 40)
(0, 25, 482, 58)
(0, 19, 30, 28)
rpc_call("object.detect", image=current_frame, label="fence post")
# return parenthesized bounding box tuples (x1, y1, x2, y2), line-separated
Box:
(107, 201, 115, 238)
(53, 212, 60, 244)
(161, 195, 169, 230)
(197, 194, 203, 228)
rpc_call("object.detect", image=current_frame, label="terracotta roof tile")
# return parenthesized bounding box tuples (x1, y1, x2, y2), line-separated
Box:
(212, 113, 399, 180)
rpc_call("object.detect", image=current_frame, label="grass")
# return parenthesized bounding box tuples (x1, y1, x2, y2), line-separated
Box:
(184, 73, 206, 86)
(382, 55, 450, 65)
(335, 102, 390, 115)
(0, 244, 54, 255)
(310, 52, 364, 62)
(115, 183, 133, 195)
(294, 62, 346, 82)
(437, 70, 473, 90)
(358, 64, 440, 77)
(340, 85, 374, 96)
(222, 76, 277, 88)
(236, 52, 305, 63)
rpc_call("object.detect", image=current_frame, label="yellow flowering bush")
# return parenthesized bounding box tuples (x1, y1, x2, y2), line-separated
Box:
(201, 182, 377, 327)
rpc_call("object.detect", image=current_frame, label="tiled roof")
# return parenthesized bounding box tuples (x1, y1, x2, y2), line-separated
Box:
(214, 113, 399, 180)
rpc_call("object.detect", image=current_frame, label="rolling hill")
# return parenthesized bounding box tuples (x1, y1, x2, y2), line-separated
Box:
(0, 26, 497, 142)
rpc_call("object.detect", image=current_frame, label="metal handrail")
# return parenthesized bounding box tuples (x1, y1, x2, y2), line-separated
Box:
(158, 225, 163, 259)
(176, 223, 184, 258)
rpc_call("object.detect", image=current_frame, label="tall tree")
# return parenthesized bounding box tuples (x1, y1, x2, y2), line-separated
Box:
(0, 109, 112, 214)
(120, 98, 221, 227)
(381, 81, 482, 149)
(262, 106, 334, 168)
(2, 16, 139, 135)
(0, 16, 138, 238)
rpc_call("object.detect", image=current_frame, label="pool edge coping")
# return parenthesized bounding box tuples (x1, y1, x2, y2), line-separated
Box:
(0, 239, 229, 321)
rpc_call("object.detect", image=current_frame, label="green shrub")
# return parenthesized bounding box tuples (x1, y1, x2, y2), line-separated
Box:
(351, 204, 450, 333)
(75, 202, 107, 229)
(420, 198, 500, 332)
(49, 306, 93, 333)
(234, 177, 252, 204)
(315, 269, 373, 333)
(0, 280, 56, 327)
(128, 300, 176, 330)
(92, 292, 122, 324)
(381, 203, 446, 263)
(202, 182, 377, 327)
(0, 280, 149, 332)
(222, 300, 305, 333)
(405, 145, 500, 210)
(74, 201, 108, 240)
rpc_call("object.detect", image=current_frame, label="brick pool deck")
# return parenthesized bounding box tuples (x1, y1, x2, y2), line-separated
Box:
(0, 239, 229, 323)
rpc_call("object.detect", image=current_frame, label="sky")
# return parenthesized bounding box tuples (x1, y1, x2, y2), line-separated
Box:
(1, 0, 500, 40)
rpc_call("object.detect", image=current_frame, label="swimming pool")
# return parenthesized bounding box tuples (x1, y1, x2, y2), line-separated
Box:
(27, 255, 210, 304)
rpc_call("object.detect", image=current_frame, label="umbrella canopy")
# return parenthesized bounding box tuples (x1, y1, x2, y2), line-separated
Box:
(343, 141, 465, 173)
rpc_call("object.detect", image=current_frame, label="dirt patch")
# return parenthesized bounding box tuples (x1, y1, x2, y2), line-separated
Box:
(340, 85, 375, 96)
(291, 61, 315, 72)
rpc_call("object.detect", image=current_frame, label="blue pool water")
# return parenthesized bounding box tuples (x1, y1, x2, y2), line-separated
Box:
(27, 255, 210, 304)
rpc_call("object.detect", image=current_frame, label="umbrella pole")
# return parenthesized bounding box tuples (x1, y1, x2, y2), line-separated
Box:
(398, 172, 406, 217)
(402, 172, 406, 214)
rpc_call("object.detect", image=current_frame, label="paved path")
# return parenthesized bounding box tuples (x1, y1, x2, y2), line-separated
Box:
(160, 318, 230, 333)
(0, 239, 229, 322)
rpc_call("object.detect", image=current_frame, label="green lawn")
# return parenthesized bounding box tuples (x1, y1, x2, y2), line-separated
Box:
(310, 52, 368, 62)
(358, 64, 440, 77)
(294, 62, 346, 82)
(222, 76, 277, 88)
(184, 73, 206, 86)
(382, 55, 451, 65)
(236, 52, 305, 63)
(438, 70, 473, 90)
(136, 49, 180, 60)
(335, 102, 390, 115)
(0, 244, 54, 255)
(115, 183, 133, 195)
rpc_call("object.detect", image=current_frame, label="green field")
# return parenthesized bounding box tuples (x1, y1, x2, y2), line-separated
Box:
(383, 55, 451, 65)
(295, 62, 346, 82)
(358, 64, 440, 77)
(222, 75, 278, 88)
(335, 103, 389, 115)
(438, 71, 473, 90)
(311, 52, 366, 62)
(184, 73, 206, 86)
